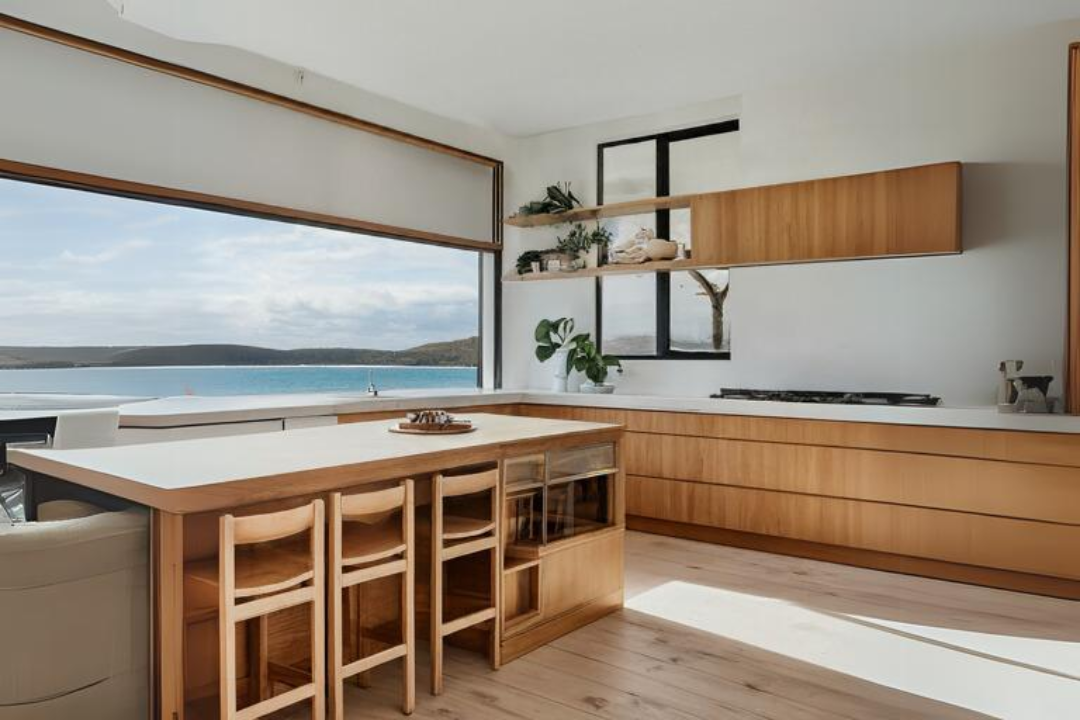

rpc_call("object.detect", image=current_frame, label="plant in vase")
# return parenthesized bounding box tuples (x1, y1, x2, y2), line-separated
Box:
(534, 317, 585, 392)
(567, 335, 623, 394)
(515, 182, 582, 217)
(556, 222, 614, 270)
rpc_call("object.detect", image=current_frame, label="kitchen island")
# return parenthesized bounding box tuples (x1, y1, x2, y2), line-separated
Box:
(10, 413, 625, 720)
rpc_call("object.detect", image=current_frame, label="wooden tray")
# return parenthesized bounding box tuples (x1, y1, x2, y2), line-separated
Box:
(389, 421, 476, 435)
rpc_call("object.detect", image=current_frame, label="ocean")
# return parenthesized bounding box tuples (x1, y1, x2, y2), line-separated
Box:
(0, 365, 477, 398)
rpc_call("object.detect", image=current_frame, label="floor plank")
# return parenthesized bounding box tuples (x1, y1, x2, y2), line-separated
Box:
(275, 531, 1080, 719)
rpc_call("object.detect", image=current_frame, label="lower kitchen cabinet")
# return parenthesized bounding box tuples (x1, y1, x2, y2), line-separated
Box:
(516, 403, 1080, 599)
(626, 475, 1080, 580)
(500, 444, 625, 661)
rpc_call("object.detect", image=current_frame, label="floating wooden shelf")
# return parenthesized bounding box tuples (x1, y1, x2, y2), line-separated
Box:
(504, 259, 708, 282)
(504, 194, 694, 228)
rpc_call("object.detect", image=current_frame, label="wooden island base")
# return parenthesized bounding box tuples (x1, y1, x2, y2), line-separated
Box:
(13, 414, 625, 719)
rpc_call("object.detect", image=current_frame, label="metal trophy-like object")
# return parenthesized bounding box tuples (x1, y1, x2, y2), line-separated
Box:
(997, 360, 1055, 413)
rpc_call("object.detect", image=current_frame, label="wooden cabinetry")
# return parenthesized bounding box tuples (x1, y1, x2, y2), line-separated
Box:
(515, 403, 1080, 599)
(691, 162, 961, 265)
(499, 443, 625, 661)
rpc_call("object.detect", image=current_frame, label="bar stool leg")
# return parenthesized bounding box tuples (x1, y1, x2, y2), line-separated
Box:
(220, 519, 238, 720)
(312, 501, 327, 720)
(330, 497, 345, 720)
(403, 479, 416, 713)
(430, 476, 444, 696)
(490, 479, 502, 671)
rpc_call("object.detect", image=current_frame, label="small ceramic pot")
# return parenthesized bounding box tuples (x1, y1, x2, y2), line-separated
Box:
(579, 381, 615, 394)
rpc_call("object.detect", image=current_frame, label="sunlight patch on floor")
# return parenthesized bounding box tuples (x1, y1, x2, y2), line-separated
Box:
(845, 613, 1080, 680)
(626, 580, 1080, 719)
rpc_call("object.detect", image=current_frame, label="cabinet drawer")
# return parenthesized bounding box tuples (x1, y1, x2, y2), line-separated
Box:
(505, 453, 545, 489)
(627, 475, 1080, 580)
(548, 443, 616, 480)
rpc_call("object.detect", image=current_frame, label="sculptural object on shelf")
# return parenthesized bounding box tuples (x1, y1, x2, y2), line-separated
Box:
(609, 227, 678, 264)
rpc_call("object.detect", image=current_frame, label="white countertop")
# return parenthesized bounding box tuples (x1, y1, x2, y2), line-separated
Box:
(10, 413, 619, 513)
(105, 388, 1080, 434)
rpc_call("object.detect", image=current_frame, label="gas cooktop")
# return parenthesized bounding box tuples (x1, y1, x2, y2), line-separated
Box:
(712, 389, 941, 406)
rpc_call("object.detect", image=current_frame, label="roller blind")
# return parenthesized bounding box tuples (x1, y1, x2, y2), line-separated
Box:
(0, 26, 497, 248)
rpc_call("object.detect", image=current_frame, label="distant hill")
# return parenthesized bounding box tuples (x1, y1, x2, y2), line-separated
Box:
(0, 337, 478, 369)
(0, 346, 141, 367)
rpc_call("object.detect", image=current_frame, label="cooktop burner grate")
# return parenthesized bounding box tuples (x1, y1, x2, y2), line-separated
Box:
(712, 389, 941, 406)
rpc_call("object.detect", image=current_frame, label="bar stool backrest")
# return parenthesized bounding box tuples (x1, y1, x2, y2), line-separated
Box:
(440, 468, 498, 499)
(340, 484, 407, 523)
(230, 502, 320, 546)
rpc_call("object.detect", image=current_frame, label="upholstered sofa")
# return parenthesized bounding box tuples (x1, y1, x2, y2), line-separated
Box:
(0, 502, 149, 719)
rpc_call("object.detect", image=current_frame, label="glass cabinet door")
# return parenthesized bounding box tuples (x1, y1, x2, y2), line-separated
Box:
(503, 454, 546, 558)
(545, 473, 612, 543)
(544, 443, 617, 544)
(505, 444, 618, 548)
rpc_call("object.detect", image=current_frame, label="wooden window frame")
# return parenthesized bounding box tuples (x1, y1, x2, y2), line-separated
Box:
(0, 166, 492, 388)
(0, 12, 505, 388)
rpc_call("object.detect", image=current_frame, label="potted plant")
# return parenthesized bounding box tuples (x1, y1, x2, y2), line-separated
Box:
(534, 318, 584, 392)
(514, 182, 582, 217)
(556, 222, 614, 269)
(567, 336, 623, 394)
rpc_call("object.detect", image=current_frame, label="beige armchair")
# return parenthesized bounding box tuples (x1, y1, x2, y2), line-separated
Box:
(0, 503, 149, 719)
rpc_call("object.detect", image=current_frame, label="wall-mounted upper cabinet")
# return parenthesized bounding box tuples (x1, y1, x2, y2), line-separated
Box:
(505, 161, 961, 282)
(690, 162, 961, 266)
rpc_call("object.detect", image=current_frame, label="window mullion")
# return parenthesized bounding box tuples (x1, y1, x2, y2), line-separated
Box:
(656, 138, 671, 357)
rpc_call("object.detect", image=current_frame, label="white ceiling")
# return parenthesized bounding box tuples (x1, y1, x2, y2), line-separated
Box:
(104, 0, 1080, 136)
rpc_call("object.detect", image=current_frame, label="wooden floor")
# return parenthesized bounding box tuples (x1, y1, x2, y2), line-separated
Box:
(277, 531, 1080, 719)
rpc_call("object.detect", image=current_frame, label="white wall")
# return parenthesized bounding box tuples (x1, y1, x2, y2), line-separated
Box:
(503, 20, 1080, 406)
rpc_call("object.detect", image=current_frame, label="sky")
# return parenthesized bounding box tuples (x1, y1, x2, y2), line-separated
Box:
(0, 178, 480, 350)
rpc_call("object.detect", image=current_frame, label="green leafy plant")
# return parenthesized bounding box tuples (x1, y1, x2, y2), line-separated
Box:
(568, 335, 623, 385)
(515, 249, 546, 275)
(535, 318, 585, 373)
(555, 223, 592, 255)
(591, 224, 614, 248)
(517, 182, 582, 217)
(555, 222, 615, 256)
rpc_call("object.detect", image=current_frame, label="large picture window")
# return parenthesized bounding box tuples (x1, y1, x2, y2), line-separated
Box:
(0, 177, 482, 399)
(597, 120, 739, 359)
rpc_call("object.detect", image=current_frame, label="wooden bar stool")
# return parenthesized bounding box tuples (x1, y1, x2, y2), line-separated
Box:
(430, 467, 501, 695)
(329, 480, 416, 718)
(186, 500, 325, 720)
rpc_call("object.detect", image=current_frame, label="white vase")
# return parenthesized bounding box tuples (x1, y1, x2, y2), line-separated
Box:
(581, 246, 600, 269)
(552, 347, 570, 392)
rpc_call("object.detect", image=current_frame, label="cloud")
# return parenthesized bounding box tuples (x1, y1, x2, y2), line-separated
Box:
(124, 214, 180, 231)
(2, 183, 480, 349)
(59, 239, 152, 265)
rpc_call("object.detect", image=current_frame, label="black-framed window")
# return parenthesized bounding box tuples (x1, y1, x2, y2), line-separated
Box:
(596, 120, 739, 360)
